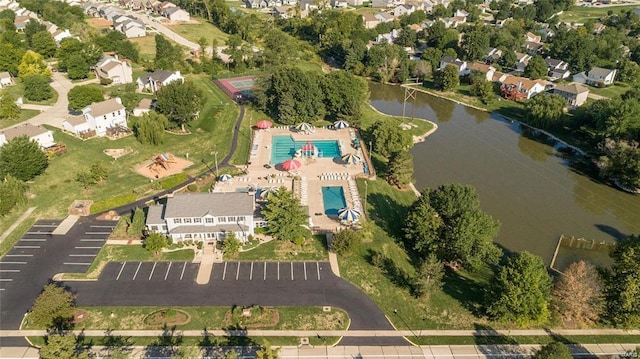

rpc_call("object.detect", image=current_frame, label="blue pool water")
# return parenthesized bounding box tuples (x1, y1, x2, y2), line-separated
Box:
(322, 186, 347, 215)
(271, 135, 341, 164)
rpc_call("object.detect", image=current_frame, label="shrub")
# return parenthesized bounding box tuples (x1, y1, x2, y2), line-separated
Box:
(187, 184, 197, 192)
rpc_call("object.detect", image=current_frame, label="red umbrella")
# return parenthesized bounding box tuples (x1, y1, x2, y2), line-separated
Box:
(301, 141, 315, 151)
(281, 159, 302, 171)
(256, 120, 272, 129)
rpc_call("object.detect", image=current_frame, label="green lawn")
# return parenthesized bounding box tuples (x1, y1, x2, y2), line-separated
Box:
(412, 334, 640, 345)
(129, 36, 156, 61)
(0, 213, 36, 257)
(61, 245, 195, 279)
(230, 235, 328, 261)
(361, 104, 435, 138)
(3, 81, 59, 106)
(0, 109, 40, 129)
(585, 82, 630, 99)
(557, 4, 639, 23)
(166, 17, 229, 46)
(28, 335, 340, 347)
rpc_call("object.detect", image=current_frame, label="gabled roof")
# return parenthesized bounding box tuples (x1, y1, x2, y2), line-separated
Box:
(0, 71, 11, 79)
(554, 83, 588, 95)
(146, 205, 165, 225)
(362, 13, 378, 22)
(163, 192, 254, 218)
(544, 57, 564, 67)
(87, 98, 124, 117)
(0, 124, 50, 141)
(440, 56, 465, 67)
(589, 67, 616, 77)
(501, 76, 544, 91)
(65, 114, 87, 126)
(469, 62, 494, 73)
(139, 69, 176, 84)
(165, 6, 184, 15)
(136, 98, 153, 110)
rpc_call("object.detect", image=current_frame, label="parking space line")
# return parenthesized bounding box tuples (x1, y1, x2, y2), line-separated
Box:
(164, 262, 172, 280)
(277, 262, 280, 280)
(26, 232, 50, 234)
(90, 225, 114, 228)
(20, 238, 46, 242)
(75, 246, 102, 249)
(149, 262, 157, 280)
(132, 262, 142, 280)
(80, 239, 104, 242)
(116, 262, 126, 280)
(236, 262, 240, 280)
(0, 288, 4, 291)
(86, 232, 111, 235)
(0, 269, 20, 272)
(63, 262, 91, 265)
(250, 262, 254, 280)
(222, 262, 227, 280)
(180, 262, 186, 280)
(33, 224, 57, 227)
(317, 262, 320, 280)
(0, 279, 13, 282)
(291, 262, 294, 280)
(264, 262, 266, 280)
(0, 262, 27, 265)
(69, 254, 96, 257)
(304, 262, 307, 280)
(5, 254, 32, 257)
(15, 246, 40, 249)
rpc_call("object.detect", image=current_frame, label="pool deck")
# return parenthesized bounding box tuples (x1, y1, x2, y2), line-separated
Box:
(213, 127, 368, 232)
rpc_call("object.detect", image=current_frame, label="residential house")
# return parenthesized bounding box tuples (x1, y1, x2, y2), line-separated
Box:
(468, 62, 496, 81)
(573, 67, 617, 86)
(347, 0, 364, 5)
(544, 57, 570, 80)
(537, 27, 555, 41)
(523, 41, 543, 55)
(439, 56, 468, 75)
(0, 124, 55, 149)
(374, 11, 395, 23)
(376, 29, 401, 44)
(272, 5, 292, 18)
(593, 22, 606, 35)
(246, 0, 267, 8)
(332, 0, 349, 8)
(0, 72, 14, 88)
(52, 29, 72, 43)
(164, 6, 190, 21)
(362, 13, 380, 29)
(114, 16, 146, 38)
(440, 15, 466, 28)
(454, 9, 468, 17)
(95, 55, 133, 85)
(137, 70, 184, 93)
(553, 83, 589, 108)
(13, 16, 31, 31)
(492, 71, 508, 83)
(145, 192, 258, 242)
(423, 0, 436, 13)
(371, 0, 394, 7)
(525, 31, 541, 43)
(500, 76, 546, 100)
(392, 4, 415, 16)
(133, 98, 154, 116)
(63, 97, 128, 138)
(484, 47, 502, 63)
(515, 52, 531, 72)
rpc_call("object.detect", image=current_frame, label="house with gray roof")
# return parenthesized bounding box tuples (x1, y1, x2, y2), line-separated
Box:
(573, 67, 617, 87)
(63, 97, 128, 138)
(553, 83, 589, 108)
(145, 192, 258, 242)
(0, 123, 55, 149)
(137, 69, 184, 93)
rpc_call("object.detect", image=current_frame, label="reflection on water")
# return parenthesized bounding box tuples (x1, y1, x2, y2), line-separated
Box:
(368, 82, 640, 263)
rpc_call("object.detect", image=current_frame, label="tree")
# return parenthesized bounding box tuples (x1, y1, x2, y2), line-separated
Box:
(412, 254, 444, 298)
(155, 81, 203, 132)
(0, 135, 48, 181)
(66, 53, 89, 80)
(421, 47, 443, 73)
(155, 34, 182, 70)
(17, 50, 51, 79)
(255, 341, 279, 359)
(471, 77, 495, 104)
(370, 120, 413, 158)
(24, 19, 46, 47)
(323, 71, 368, 127)
(134, 112, 169, 145)
(0, 92, 20, 120)
(524, 55, 548, 80)
(262, 187, 309, 243)
(23, 74, 53, 102)
(67, 84, 103, 112)
(525, 94, 566, 128)
(486, 251, 553, 326)
(0, 175, 27, 216)
(331, 229, 361, 256)
(552, 260, 603, 328)
(28, 283, 75, 330)
(0, 43, 25, 75)
(144, 232, 168, 255)
(263, 29, 293, 67)
(128, 207, 145, 236)
(223, 232, 241, 256)
(435, 64, 459, 91)
(532, 341, 573, 359)
(461, 28, 490, 61)
(498, 49, 518, 69)
(603, 235, 640, 328)
(31, 31, 57, 58)
(386, 150, 414, 187)
(40, 333, 90, 359)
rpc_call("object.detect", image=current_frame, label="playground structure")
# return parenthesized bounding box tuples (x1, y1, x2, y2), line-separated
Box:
(136, 153, 193, 179)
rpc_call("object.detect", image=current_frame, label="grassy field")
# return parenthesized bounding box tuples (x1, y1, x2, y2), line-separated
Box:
(2, 81, 59, 106)
(585, 81, 631, 99)
(0, 74, 241, 227)
(28, 335, 340, 347)
(557, 4, 639, 23)
(166, 17, 229, 45)
(0, 109, 40, 128)
(361, 104, 435, 138)
(230, 235, 329, 261)
(130, 36, 157, 61)
(61, 245, 195, 279)
(0, 213, 36, 257)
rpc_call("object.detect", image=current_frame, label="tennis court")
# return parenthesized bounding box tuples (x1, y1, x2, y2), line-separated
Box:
(214, 76, 257, 102)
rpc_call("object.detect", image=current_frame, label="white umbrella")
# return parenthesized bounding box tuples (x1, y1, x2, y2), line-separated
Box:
(341, 153, 361, 165)
(334, 120, 349, 129)
(258, 187, 277, 199)
(338, 207, 361, 223)
(219, 174, 233, 182)
(295, 122, 314, 133)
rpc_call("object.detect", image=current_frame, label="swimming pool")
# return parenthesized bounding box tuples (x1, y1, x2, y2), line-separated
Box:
(271, 135, 341, 164)
(322, 186, 347, 215)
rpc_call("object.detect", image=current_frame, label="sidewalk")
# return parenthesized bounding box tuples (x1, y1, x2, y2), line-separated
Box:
(195, 244, 222, 284)
(51, 215, 79, 235)
(0, 207, 35, 244)
(325, 233, 341, 277)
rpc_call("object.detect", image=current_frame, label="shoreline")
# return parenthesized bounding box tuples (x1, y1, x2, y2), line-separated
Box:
(366, 103, 439, 145)
(401, 84, 588, 156)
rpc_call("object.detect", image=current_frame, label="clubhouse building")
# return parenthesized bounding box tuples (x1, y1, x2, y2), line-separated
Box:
(145, 192, 260, 242)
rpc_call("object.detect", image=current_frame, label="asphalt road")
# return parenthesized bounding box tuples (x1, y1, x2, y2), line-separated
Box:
(67, 260, 407, 346)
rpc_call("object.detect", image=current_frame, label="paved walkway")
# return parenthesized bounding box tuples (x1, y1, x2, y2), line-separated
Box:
(325, 233, 341, 277)
(51, 215, 79, 235)
(0, 207, 36, 244)
(195, 243, 217, 284)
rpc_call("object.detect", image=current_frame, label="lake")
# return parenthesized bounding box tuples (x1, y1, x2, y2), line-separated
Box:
(369, 82, 640, 265)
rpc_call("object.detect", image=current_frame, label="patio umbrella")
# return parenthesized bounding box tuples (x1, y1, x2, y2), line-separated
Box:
(256, 120, 272, 129)
(280, 159, 302, 171)
(338, 207, 361, 222)
(301, 141, 317, 156)
(258, 187, 277, 199)
(295, 122, 314, 133)
(333, 120, 349, 129)
(219, 174, 233, 182)
(341, 153, 361, 165)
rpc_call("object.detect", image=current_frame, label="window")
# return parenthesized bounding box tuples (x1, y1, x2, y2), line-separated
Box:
(218, 217, 226, 223)
(205, 218, 214, 224)
(174, 218, 182, 224)
(103, 115, 107, 120)
(228, 216, 236, 223)
(150, 225, 157, 231)
(184, 218, 192, 223)
(185, 234, 192, 239)
(237, 217, 245, 223)
(194, 218, 202, 223)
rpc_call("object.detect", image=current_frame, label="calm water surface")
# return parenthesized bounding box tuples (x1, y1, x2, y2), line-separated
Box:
(368, 83, 640, 263)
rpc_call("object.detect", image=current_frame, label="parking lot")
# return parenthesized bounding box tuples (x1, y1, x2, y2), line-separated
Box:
(99, 261, 200, 282)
